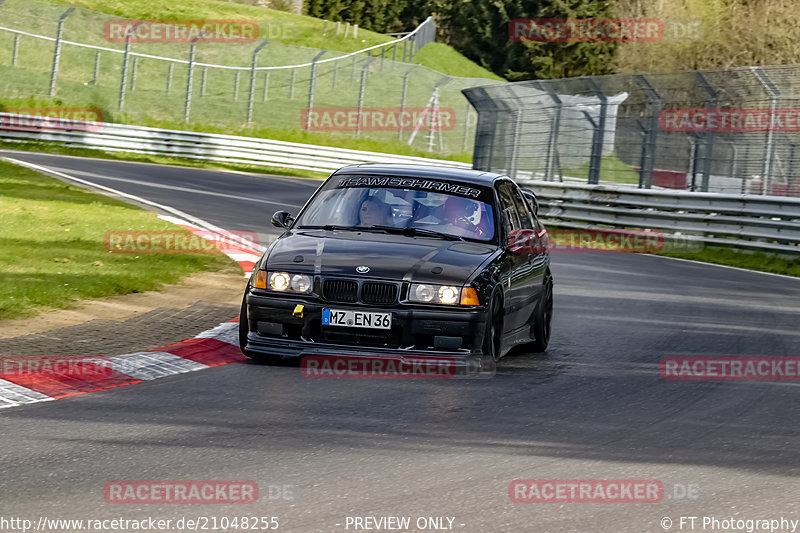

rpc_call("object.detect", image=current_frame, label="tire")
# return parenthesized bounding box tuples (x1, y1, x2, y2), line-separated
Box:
(529, 275, 553, 353)
(239, 292, 283, 365)
(482, 289, 504, 362)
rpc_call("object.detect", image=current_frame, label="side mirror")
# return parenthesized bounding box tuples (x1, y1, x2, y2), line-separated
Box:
(271, 210, 294, 229)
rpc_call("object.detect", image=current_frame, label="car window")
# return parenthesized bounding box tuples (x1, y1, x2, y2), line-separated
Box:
(496, 180, 524, 234)
(294, 176, 497, 243)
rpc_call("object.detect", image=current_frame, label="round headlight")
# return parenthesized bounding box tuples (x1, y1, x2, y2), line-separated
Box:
(413, 284, 436, 302)
(290, 274, 312, 293)
(269, 272, 290, 291)
(438, 285, 459, 305)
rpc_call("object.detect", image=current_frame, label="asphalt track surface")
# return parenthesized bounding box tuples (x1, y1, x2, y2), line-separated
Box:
(1, 151, 799, 533)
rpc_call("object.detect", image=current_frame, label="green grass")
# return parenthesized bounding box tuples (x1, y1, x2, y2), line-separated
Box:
(0, 158, 238, 320)
(563, 153, 640, 184)
(46, 0, 499, 79)
(657, 246, 800, 277)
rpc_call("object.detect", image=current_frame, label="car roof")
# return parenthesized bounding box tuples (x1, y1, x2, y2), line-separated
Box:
(332, 163, 508, 186)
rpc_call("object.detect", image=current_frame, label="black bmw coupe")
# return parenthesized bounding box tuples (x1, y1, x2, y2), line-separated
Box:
(239, 164, 552, 370)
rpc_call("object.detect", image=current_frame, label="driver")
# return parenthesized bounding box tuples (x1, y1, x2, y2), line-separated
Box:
(439, 196, 481, 237)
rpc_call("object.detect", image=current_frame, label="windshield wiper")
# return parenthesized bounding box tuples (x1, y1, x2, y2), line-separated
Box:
(297, 224, 359, 231)
(367, 225, 465, 241)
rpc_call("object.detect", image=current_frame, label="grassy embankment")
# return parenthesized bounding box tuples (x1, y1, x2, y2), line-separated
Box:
(0, 158, 238, 320)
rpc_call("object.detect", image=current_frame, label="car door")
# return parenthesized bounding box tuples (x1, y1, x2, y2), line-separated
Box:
(495, 179, 533, 336)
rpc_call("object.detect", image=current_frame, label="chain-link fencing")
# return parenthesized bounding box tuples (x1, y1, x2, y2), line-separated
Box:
(0, 0, 498, 156)
(463, 65, 800, 196)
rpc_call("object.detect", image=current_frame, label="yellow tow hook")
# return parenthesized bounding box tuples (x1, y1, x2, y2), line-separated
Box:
(292, 304, 304, 318)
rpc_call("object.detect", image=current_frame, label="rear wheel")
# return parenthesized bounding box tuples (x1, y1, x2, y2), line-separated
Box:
(239, 292, 283, 364)
(529, 276, 553, 353)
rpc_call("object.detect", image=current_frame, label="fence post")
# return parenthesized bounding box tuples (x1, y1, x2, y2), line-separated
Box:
(49, 7, 75, 97)
(200, 66, 208, 97)
(392, 43, 397, 62)
(398, 65, 418, 141)
(585, 78, 607, 185)
(694, 71, 718, 192)
(408, 35, 416, 61)
(262, 71, 270, 102)
(380, 47, 385, 70)
(233, 71, 241, 101)
(752, 67, 779, 196)
(129, 56, 138, 92)
(306, 50, 328, 130)
(247, 41, 268, 125)
(289, 68, 296, 99)
(350, 55, 356, 85)
(355, 57, 376, 138)
(462, 102, 472, 154)
(118, 21, 141, 110)
(91, 51, 100, 85)
(184, 31, 206, 123)
(12, 34, 19, 67)
(402, 39, 407, 62)
(635, 74, 661, 189)
(166, 63, 174, 94)
(331, 60, 338, 90)
(539, 82, 563, 181)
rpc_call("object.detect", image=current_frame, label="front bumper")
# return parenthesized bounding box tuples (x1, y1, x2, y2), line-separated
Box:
(244, 290, 489, 366)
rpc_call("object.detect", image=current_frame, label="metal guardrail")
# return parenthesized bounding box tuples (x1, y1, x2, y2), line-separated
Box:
(519, 179, 800, 254)
(0, 113, 471, 173)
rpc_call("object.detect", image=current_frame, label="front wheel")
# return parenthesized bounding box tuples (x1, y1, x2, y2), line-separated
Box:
(482, 290, 504, 362)
(529, 276, 553, 353)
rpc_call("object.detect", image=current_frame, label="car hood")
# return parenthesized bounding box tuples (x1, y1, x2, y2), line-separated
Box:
(265, 229, 496, 284)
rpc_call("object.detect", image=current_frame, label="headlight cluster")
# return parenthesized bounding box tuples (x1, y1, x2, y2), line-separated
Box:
(409, 283, 461, 305)
(255, 271, 313, 293)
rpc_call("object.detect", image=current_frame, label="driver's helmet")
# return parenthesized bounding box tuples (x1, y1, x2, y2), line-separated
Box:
(442, 196, 478, 227)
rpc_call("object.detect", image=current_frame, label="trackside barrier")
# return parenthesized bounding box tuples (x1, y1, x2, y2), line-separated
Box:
(518, 179, 800, 254)
(0, 113, 471, 173)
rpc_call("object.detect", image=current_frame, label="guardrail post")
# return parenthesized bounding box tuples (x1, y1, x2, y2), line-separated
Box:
(184, 30, 206, 123)
(247, 41, 268, 125)
(12, 34, 19, 67)
(398, 65, 418, 141)
(305, 50, 327, 130)
(585, 78, 607, 185)
(49, 7, 74, 96)
(166, 63, 174, 94)
(635, 74, 661, 189)
(752, 67, 780, 196)
(355, 56, 376, 138)
(91, 51, 100, 85)
(694, 71, 718, 192)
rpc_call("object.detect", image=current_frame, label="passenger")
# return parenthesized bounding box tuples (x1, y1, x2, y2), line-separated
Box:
(357, 197, 391, 227)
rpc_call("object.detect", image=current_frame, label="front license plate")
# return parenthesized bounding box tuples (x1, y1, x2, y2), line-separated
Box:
(322, 309, 392, 329)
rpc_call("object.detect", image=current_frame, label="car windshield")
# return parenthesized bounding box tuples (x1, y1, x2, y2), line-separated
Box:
(295, 175, 496, 242)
